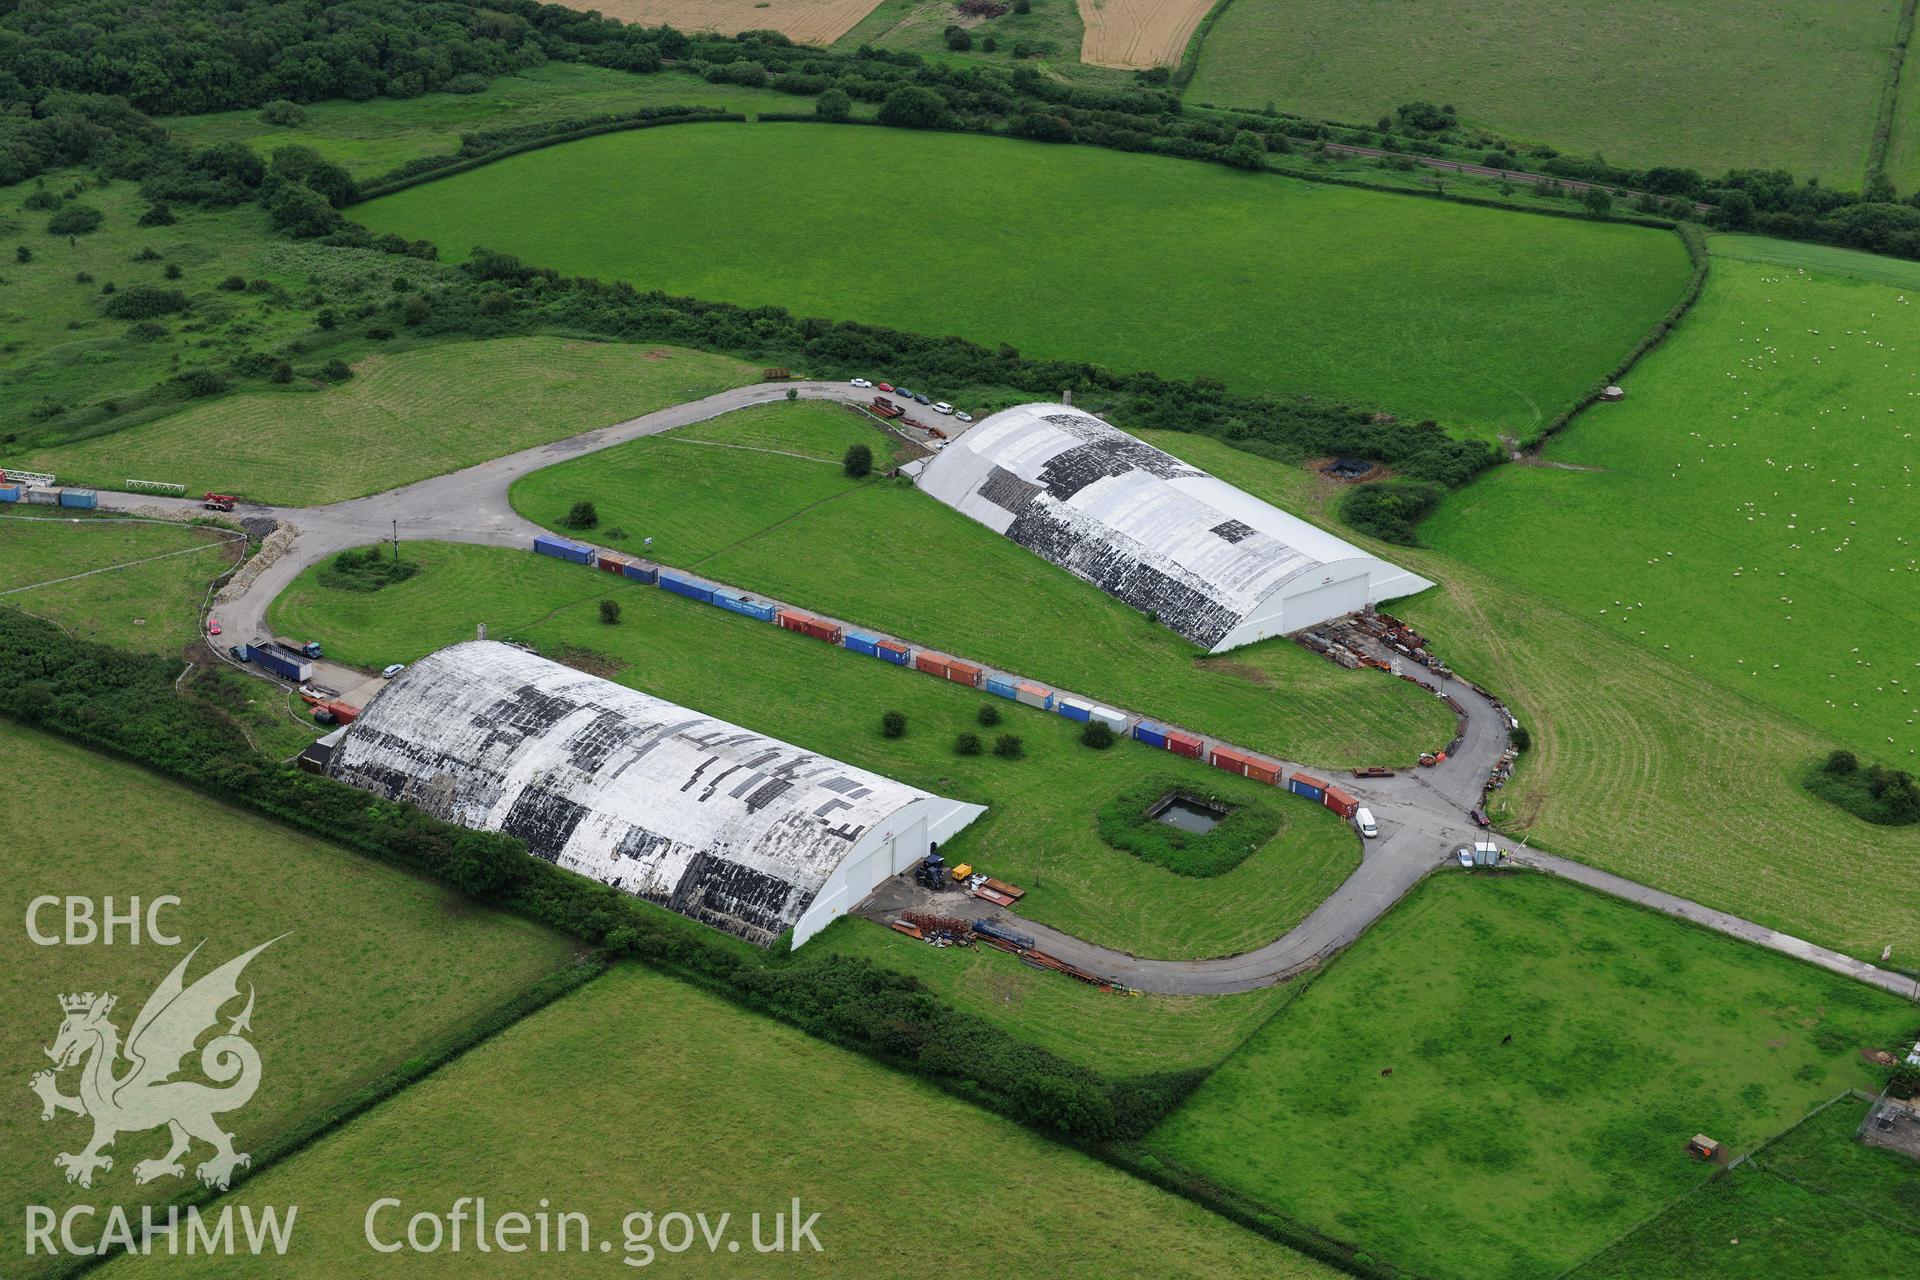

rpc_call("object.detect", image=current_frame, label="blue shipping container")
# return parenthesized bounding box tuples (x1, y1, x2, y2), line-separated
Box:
(621, 562, 659, 586)
(1132, 719, 1168, 746)
(660, 574, 715, 604)
(0, 485, 20, 503)
(844, 632, 881, 658)
(712, 590, 777, 623)
(875, 641, 911, 665)
(58, 489, 98, 509)
(533, 534, 595, 565)
(984, 676, 1019, 700)
(1288, 778, 1326, 803)
(1058, 699, 1093, 723)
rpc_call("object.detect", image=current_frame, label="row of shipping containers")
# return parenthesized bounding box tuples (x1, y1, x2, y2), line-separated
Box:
(0, 485, 98, 508)
(527, 533, 1371, 824)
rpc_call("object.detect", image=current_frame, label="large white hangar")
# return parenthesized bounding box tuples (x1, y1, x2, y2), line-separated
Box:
(915, 404, 1433, 652)
(328, 641, 984, 947)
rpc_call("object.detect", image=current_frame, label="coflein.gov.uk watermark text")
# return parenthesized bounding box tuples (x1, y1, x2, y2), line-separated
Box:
(367, 1197, 824, 1268)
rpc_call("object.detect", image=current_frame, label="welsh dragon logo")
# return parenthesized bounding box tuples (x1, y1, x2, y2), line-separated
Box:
(30, 938, 281, 1191)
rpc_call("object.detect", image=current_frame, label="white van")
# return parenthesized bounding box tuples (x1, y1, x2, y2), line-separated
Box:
(1355, 807, 1379, 839)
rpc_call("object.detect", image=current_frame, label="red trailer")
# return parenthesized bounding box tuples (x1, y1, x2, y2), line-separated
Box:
(777, 610, 843, 644)
(1211, 746, 1281, 785)
(1165, 729, 1204, 759)
(1321, 784, 1359, 819)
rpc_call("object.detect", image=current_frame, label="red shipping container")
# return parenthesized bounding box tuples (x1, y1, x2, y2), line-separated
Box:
(943, 658, 982, 687)
(1165, 730, 1204, 759)
(1321, 785, 1359, 819)
(1246, 759, 1282, 786)
(915, 651, 953, 677)
(596, 555, 630, 574)
(778, 610, 843, 644)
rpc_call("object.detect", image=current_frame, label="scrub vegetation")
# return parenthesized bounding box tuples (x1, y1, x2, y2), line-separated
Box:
(26, 337, 759, 505)
(269, 540, 1363, 960)
(509, 403, 1457, 768)
(1095, 775, 1284, 876)
(0, 727, 577, 1276)
(1569, 1094, 1920, 1278)
(1185, 0, 1898, 185)
(112, 963, 1336, 1280)
(165, 63, 843, 180)
(1145, 874, 1919, 1280)
(1158, 427, 1920, 968)
(354, 122, 1694, 440)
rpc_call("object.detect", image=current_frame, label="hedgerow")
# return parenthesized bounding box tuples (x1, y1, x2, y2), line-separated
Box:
(0, 608, 1180, 1144)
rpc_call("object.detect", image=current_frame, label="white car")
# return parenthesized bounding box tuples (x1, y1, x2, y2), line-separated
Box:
(955, 411, 974, 423)
(1355, 807, 1379, 838)
(849, 377, 873, 389)
(382, 663, 406, 679)
(932, 401, 955, 415)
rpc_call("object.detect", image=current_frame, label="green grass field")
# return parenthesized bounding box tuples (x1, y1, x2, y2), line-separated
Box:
(1570, 1094, 1920, 1278)
(0, 176, 441, 447)
(108, 962, 1336, 1279)
(0, 515, 236, 652)
(1161, 426, 1920, 968)
(1422, 240, 1919, 761)
(270, 540, 1361, 960)
(1145, 874, 1919, 1280)
(165, 63, 839, 181)
(354, 122, 1694, 439)
(816, 918, 1300, 1074)
(0, 727, 576, 1274)
(1186, 0, 1898, 185)
(511, 401, 1455, 768)
(835, 0, 1094, 76)
(27, 337, 759, 505)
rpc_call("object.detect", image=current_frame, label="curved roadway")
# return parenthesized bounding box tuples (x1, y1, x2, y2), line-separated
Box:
(90, 383, 1918, 1002)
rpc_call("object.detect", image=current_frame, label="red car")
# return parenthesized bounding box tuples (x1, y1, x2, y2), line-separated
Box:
(876, 382, 894, 393)
(208, 619, 223, 636)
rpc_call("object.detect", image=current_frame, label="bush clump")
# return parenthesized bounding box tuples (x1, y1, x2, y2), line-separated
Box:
(259, 99, 307, 126)
(993, 734, 1024, 758)
(100, 285, 187, 320)
(47, 204, 105, 235)
(1806, 752, 1919, 825)
(881, 710, 906, 738)
(598, 599, 621, 625)
(977, 703, 1002, 727)
(954, 731, 982, 756)
(1339, 479, 1445, 545)
(843, 442, 873, 478)
(1081, 721, 1116, 749)
(317, 545, 419, 592)
(561, 499, 598, 530)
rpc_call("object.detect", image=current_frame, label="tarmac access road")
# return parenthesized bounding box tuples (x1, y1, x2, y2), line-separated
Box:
(86, 383, 1919, 1003)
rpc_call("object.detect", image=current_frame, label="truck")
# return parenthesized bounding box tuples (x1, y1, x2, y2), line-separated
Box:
(274, 636, 323, 659)
(249, 642, 314, 683)
(869, 396, 905, 420)
(202, 493, 237, 512)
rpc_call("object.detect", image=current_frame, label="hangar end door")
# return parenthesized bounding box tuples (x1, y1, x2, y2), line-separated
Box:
(1280, 573, 1368, 632)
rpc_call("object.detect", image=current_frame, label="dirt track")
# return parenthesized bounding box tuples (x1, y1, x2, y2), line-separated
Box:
(547, 0, 882, 46)
(1077, 0, 1214, 69)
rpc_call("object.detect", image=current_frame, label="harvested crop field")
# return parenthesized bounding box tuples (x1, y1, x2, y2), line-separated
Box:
(1078, 0, 1213, 68)
(546, 0, 883, 44)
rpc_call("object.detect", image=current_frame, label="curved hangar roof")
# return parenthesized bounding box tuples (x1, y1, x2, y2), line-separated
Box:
(329, 641, 984, 948)
(916, 404, 1432, 651)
